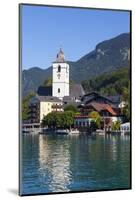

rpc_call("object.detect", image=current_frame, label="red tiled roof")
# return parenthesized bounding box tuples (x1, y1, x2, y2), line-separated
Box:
(105, 105, 117, 115)
(88, 102, 117, 115)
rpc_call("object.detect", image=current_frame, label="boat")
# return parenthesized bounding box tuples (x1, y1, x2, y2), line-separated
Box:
(55, 129, 69, 135)
(69, 129, 80, 135)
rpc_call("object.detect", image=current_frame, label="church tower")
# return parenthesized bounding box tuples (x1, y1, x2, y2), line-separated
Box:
(52, 48, 69, 99)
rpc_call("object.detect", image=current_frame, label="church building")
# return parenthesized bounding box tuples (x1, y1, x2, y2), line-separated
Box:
(37, 48, 85, 102)
(52, 48, 69, 99)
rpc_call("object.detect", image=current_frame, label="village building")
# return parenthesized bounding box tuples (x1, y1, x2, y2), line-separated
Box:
(78, 92, 122, 117)
(81, 92, 117, 105)
(76, 92, 124, 130)
(120, 122, 130, 133)
(74, 116, 94, 128)
(29, 96, 63, 123)
(78, 101, 121, 118)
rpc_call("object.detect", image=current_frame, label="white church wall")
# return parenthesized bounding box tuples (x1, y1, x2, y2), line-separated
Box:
(52, 61, 69, 98)
(53, 82, 69, 99)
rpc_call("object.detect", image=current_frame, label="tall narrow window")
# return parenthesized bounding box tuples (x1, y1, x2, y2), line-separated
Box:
(66, 66, 68, 73)
(58, 88, 60, 93)
(58, 65, 61, 72)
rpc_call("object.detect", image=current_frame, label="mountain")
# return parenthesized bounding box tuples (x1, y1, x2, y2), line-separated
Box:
(82, 67, 130, 96)
(22, 33, 130, 96)
(22, 67, 52, 96)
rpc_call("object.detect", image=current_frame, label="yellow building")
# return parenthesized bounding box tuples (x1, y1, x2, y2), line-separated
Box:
(29, 96, 63, 123)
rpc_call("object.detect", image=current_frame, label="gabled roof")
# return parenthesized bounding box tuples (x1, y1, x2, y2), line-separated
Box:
(63, 96, 75, 102)
(38, 96, 62, 102)
(82, 91, 99, 98)
(30, 95, 62, 103)
(107, 95, 121, 104)
(89, 102, 117, 115)
(70, 84, 85, 98)
(82, 92, 114, 105)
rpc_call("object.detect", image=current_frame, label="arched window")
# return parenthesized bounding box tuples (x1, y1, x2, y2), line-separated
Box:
(58, 65, 61, 72)
(58, 88, 60, 93)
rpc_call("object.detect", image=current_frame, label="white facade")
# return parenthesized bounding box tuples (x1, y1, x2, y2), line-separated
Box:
(120, 122, 130, 132)
(52, 49, 69, 99)
(111, 116, 123, 123)
(74, 117, 94, 127)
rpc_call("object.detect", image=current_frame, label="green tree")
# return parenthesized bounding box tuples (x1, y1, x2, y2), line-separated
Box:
(43, 78, 52, 86)
(122, 82, 130, 121)
(64, 104, 78, 113)
(89, 111, 101, 129)
(41, 111, 75, 129)
(112, 120, 121, 131)
(22, 92, 35, 120)
(82, 67, 129, 96)
(90, 120, 97, 132)
(63, 111, 75, 129)
(42, 112, 57, 128)
(75, 112, 81, 116)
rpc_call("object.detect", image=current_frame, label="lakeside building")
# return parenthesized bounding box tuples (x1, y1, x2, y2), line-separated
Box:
(74, 116, 94, 128)
(120, 122, 130, 133)
(76, 92, 124, 130)
(29, 96, 63, 123)
(78, 92, 123, 119)
(81, 92, 118, 106)
(78, 101, 121, 118)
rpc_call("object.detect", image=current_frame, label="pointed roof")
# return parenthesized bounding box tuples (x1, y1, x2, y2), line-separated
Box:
(86, 102, 117, 116)
(70, 84, 85, 98)
(55, 48, 66, 63)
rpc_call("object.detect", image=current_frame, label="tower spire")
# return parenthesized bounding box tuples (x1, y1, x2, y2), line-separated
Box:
(56, 47, 65, 62)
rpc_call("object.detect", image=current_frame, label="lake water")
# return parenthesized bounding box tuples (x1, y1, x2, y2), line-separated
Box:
(20, 134, 131, 195)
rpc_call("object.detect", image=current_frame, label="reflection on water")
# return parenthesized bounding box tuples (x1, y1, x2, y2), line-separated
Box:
(21, 134, 131, 195)
(38, 135, 71, 192)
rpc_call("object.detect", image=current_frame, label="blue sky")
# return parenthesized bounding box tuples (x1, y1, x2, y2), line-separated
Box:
(22, 5, 130, 70)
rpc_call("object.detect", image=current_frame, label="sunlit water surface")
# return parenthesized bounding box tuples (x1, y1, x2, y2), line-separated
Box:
(21, 134, 130, 195)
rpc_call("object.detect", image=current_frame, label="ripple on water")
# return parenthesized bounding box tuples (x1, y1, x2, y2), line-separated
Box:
(21, 134, 131, 194)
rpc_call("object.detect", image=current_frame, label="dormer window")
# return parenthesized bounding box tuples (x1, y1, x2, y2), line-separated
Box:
(58, 65, 61, 72)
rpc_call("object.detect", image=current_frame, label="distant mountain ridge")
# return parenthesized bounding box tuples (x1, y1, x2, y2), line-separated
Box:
(22, 33, 130, 96)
